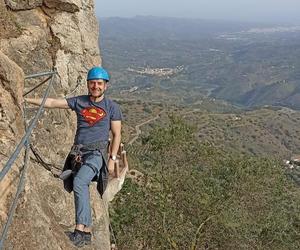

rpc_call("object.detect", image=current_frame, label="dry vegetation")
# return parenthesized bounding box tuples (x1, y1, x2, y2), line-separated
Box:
(111, 115, 300, 249)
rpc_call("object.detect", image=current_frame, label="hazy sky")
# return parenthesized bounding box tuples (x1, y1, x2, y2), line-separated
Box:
(95, 0, 300, 24)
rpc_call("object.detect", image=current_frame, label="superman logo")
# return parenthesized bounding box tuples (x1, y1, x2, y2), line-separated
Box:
(81, 107, 106, 126)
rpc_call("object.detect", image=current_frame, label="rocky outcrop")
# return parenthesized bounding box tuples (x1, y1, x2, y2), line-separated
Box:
(5, 0, 43, 10)
(44, 0, 80, 13)
(0, 1, 113, 249)
(0, 51, 24, 224)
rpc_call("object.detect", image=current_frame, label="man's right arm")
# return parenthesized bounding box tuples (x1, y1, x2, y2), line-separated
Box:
(24, 98, 69, 109)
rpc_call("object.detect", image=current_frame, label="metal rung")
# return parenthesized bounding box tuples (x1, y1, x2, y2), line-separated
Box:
(25, 71, 56, 79)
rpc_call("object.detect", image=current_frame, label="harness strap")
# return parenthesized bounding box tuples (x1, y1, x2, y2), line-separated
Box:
(68, 141, 108, 171)
(71, 141, 108, 152)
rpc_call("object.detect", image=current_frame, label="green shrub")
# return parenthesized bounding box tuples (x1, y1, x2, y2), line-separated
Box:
(111, 117, 300, 249)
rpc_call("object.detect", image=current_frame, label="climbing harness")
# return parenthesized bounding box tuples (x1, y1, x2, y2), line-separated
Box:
(59, 141, 109, 180)
(69, 144, 84, 170)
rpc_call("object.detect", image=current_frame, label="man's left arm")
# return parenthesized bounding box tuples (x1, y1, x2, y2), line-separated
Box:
(108, 120, 122, 175)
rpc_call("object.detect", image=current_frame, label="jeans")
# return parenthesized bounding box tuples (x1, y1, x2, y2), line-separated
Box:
(73, 150, 103, 227)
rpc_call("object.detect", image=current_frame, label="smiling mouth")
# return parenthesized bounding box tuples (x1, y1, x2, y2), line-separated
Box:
(90, 89, 104, 98)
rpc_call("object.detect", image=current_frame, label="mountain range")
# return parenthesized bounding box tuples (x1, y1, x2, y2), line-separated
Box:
(100, 16, 300, 109)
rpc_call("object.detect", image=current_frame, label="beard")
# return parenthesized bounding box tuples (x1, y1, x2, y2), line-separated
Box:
(89, 89, 104, 98)
(92, 92, 103, 98)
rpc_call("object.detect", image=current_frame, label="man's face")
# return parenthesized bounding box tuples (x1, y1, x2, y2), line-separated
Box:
(87, 79, 108, 98)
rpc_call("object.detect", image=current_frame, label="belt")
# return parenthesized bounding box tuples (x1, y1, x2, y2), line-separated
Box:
(73, 141, 108, 151)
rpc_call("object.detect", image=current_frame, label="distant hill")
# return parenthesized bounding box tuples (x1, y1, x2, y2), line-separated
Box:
(100, 16, 262, 40)
(100, 16, 300, 109)
(101, 18, 300, 250)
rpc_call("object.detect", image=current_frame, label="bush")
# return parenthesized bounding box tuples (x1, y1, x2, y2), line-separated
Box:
(110, 116, 300, 249)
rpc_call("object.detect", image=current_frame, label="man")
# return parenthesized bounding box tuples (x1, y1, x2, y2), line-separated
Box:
(25, 66, 122, 247)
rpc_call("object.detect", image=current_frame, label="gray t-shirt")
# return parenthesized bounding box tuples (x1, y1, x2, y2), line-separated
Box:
(66, 95, 122, 145)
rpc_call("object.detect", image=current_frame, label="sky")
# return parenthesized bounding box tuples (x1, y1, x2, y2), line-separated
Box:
(95, 0, 300, 24)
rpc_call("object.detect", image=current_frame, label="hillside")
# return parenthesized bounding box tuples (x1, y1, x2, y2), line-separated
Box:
(111, 113, 300, 249)
(100, 16, 300, 109)
(109, 88, 300, 249)
(120, 100, 300, 159)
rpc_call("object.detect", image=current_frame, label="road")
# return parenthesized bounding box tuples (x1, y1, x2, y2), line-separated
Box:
(128, 110, 164, 145)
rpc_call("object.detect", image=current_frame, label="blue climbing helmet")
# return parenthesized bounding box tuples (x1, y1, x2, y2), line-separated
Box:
(87, 66, 110, 81)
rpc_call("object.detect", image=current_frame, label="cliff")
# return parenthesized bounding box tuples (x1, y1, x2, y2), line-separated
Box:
(0, 1, 113, 249)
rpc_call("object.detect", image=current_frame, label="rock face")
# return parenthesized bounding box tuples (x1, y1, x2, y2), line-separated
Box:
(0, 51, 25, 225)
(0, 1, 112, 249)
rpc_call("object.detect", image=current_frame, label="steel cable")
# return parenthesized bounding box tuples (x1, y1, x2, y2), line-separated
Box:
(0, 71, 56, 249)
(0, 101, 31, 249)
(0, 71, 56, 182)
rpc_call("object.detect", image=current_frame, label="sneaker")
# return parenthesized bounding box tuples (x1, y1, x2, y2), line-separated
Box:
(83, 232, 92, 245)
(69, 229, 85, 247)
